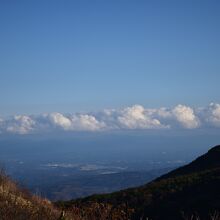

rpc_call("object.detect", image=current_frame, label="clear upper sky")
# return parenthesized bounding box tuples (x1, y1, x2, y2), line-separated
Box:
(0, 0, 220, 115)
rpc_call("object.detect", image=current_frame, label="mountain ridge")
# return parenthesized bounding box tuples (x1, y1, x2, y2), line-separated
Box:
(156, 144, 220, 180)
(57, 145, 220, 220)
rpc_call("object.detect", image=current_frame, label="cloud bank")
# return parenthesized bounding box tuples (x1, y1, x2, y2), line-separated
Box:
(0, 103, 220, 134)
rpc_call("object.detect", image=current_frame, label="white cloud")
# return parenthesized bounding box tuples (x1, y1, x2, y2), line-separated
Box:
(156, 107, 172, 119)
(0, 103, 220, 134)
(0, 118, 3, 134)
(47, 113, 105, 131)
(117, 105, 167, 129)
(48, 112, 72, 130)
(70, 114, 106, 131)
(6, 115, 36, 134)
(172, 105, 200, 129)
(202, 103, 220, 127)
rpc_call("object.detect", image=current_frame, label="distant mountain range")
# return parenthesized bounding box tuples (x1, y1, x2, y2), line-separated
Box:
(1, 145, 220, 219)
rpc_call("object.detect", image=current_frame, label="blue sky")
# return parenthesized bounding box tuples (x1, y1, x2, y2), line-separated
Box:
(0, 0, 220, 116)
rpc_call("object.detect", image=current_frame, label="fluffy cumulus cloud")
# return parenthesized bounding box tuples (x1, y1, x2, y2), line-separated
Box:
(199, 103, 220, 127)
(172, 105, 200, 129)
(48, 113, 72, 130)
(117, 105, 167, 129)
(70, 114, 105, 131)
(6, 115, 36, 134)
(0, 103, 220, 134)
(45, 113, 105, 131)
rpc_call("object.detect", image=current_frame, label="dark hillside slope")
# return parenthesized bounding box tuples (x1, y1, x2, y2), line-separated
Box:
(58, 145, 220, 220)
(157, 145, 220, 180)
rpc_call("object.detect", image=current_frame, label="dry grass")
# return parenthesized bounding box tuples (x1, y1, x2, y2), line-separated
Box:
(0, 168, 60, 220)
